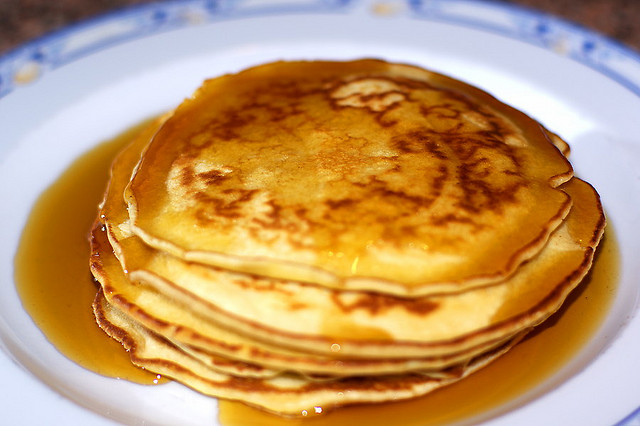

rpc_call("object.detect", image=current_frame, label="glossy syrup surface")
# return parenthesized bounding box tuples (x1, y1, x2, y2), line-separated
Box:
(14, 123, 619, 424)
(15, 122, 162, 384)
(219, 232, 619, 425)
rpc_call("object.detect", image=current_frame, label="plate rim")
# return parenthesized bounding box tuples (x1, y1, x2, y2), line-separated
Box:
(1, 0, 640, 98)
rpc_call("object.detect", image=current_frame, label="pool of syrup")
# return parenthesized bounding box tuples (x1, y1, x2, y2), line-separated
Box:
(14, 122, 162, 385)
(14, 123, 619, 425)
(220, 232, 619, 426)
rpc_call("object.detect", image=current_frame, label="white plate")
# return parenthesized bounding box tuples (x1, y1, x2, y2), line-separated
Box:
(1, 0, 640, 424)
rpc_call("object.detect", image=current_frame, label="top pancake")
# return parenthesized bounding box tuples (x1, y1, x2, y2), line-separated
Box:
(126, 59, 573, 295)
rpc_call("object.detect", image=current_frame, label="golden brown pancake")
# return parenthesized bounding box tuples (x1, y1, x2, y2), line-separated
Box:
(93, 289, 526, 417)
(89, 60, 606, 417)
(90, 224, 516, 376)
(98, 177, 603, 361)
(98, 113, 603, 359)
(125, 59, 574, 296)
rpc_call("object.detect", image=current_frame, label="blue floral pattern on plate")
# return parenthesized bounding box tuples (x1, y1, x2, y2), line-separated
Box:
(1, 0, 640, 98)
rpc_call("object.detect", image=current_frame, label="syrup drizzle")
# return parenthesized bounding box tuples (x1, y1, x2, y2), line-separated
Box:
(14, 123, 618, 424)
(15, 121, 163, 384)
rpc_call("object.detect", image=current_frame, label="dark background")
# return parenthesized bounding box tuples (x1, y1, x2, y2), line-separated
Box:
(1, 0, 639, 56)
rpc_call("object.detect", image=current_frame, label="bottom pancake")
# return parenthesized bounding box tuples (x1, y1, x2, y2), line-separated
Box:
(90, 224, 517, 377)
(93, 289, 525, 417)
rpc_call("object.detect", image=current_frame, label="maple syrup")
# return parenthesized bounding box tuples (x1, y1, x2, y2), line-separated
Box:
(219, 232, 618, 425)
(14, 121, 162, 384)
(14, 123, 619, 424)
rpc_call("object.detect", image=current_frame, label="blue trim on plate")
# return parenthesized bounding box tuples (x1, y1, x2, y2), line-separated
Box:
(408, 0, 640, 97)
(616, 405, 640, 426)
(2, 0, 640, 98)
(0, 0, 355, 97)
(1, 0, 640, 98)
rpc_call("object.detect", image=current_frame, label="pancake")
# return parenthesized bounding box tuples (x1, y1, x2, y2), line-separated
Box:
(89, 59, 606, 417)
(98, 177, 602, 360)
(93, 289, 526, 417)
(125, 59, 574, 296)
(98, 115, 603, 359)
(91, 224, 517, 376)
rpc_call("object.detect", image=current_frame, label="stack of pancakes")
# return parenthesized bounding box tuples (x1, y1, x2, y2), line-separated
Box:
(89, 59, 605, 416)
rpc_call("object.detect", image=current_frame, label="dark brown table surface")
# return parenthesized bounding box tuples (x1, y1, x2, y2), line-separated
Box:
(1, 0, 639, 56)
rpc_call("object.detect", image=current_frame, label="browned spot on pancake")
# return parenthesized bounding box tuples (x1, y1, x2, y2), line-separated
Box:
(193, 189, 259, 223)
(326, 198, 359, 210)
(229, 275, 297, 297)
(250, 200, 294, 231)
(197, 168, 233, 185)
(419, 104, 462, 120)
(188, 346, 267, 373)
(392, 131, 449, 159)
(331, 291, 438, 316)
(430, 214, 484, 231)
(207, 110, 258, 142)
(93, 291, 138, 354)
(178, 164, 195, 187)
